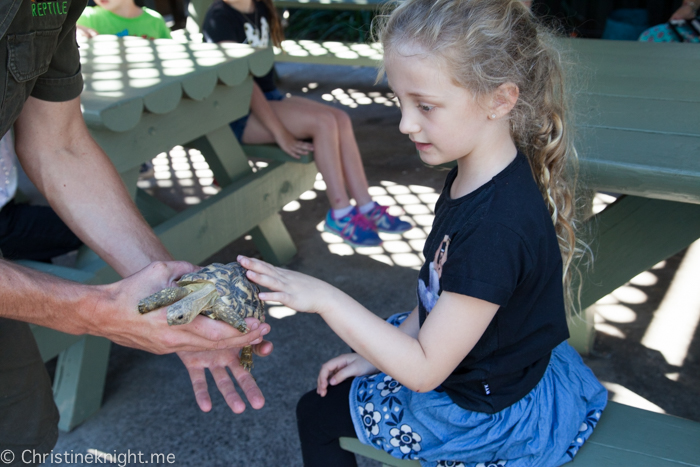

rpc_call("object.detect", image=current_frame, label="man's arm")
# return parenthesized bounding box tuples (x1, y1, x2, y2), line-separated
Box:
(14, 96, 169, 277)
(0, 259, 269, 353)
(9, 97, 272, 410)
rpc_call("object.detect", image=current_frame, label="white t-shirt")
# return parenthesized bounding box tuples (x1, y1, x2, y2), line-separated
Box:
(0, 131, 18, 210)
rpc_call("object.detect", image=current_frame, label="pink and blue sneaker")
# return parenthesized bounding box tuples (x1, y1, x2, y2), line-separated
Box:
(362, 203, 413, 234)
(324, 208, 382, 248)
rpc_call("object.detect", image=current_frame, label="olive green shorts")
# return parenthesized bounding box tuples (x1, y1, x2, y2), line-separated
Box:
(0, 319, 59, 466)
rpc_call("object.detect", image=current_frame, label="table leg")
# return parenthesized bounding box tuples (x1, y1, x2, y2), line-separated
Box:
(53, 335, 111, 432)
(187, 126, 306, 265)
(570, 195, 700, 354)
(249, 213, 298, 265)
(186, 126, 253, 186)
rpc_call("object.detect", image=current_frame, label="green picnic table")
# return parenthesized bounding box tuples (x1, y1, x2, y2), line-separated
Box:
(565, 38, 700, 354)
(20, 36, 317, 431)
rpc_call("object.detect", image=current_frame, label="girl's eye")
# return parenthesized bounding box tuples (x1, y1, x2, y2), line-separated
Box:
(418, 104, 434, 112)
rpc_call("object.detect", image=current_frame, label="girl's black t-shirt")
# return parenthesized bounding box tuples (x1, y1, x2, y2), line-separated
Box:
(417, 152, 570, 414)
(202, 0, 276, 92)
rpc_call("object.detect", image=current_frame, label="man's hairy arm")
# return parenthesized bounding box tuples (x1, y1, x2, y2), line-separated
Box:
(6, 97, 272, 410)
(5, 97, 270, 354)
(13, 96, 169, 277)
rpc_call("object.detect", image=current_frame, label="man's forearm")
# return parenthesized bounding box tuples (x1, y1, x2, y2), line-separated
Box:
(0, 260, 99, 334)
(14, 97, 171, 277)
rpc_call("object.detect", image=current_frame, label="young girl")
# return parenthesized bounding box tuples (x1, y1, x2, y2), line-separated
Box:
(239, 0, 607, 465)
(201, 0, 412, 247)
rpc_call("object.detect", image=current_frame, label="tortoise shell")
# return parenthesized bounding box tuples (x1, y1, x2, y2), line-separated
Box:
(177, 262, 265, 332)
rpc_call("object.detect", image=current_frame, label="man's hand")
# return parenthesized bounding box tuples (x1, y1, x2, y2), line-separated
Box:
(93, 261, 271, 354)
(178, 340, 273, 413)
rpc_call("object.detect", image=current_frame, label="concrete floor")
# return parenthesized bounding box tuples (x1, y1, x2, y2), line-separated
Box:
(50, 63, 700, 466)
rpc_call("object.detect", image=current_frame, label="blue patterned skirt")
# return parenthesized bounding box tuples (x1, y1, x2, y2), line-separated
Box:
(349, 313, 608, 467)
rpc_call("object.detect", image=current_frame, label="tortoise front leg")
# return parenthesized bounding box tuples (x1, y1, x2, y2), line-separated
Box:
(138, 287, 190, 314)
(210, 302, 249, 333)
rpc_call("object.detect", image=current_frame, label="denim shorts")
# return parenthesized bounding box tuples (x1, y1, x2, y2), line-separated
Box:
(229, 88, 286, 142)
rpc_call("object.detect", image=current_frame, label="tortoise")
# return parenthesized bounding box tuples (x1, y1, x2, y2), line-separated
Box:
(138, 262, 265, 371)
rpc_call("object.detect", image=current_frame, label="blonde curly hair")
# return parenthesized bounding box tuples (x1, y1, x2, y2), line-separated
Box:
(377, 0, 586, 315)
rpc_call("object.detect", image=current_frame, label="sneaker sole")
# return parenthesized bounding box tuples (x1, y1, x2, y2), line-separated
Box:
(323, 224, 382, 248)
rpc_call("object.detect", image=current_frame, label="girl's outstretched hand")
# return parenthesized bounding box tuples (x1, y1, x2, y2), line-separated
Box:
(237, 255, 334, 314)
(273, 128, 314, 160)
(317, 353, 378, 397)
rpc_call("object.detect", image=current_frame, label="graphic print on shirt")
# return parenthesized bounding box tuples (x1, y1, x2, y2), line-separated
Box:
(243, 17, 269, 47)
(418, 234, 450, 313)
(31, 0, 69, 17)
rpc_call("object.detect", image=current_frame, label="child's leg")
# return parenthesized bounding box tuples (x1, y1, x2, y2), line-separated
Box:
(296, 379, 358, 467)
(321, 106, 372, 207)
(242, 96, 370, 209)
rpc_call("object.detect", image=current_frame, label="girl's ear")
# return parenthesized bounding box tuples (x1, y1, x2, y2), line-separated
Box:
(489, 82, 519, 119)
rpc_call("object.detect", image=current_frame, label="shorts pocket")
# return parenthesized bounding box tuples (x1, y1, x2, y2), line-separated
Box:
(7, 28, 62, 82)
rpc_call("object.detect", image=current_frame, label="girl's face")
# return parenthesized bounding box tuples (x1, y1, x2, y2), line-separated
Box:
(385, 46, 491, 168)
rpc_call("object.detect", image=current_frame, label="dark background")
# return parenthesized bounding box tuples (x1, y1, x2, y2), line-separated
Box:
(130, 0, 686, 38)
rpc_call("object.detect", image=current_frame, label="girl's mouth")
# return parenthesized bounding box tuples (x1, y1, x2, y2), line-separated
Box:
(414, 141, 432, 151)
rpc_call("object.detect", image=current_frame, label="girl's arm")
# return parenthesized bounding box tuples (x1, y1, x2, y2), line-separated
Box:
(247, 82, 313, 159)
(240, 256, 498, 393)
(316, 306, 419, 396)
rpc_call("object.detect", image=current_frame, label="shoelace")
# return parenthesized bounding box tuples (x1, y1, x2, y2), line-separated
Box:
(342, 212, 377, 235)
(366, 204, 389, 221)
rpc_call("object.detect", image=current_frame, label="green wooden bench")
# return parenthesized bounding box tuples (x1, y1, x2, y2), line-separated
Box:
(24, 37, 317, 431)
(338, 401, 700, 466)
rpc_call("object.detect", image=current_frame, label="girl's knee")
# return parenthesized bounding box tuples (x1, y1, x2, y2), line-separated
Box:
(309, 108, 340, 136)
(330, 107, 353, 129)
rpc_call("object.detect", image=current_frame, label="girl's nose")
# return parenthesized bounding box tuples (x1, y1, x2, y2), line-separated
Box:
(399, 111, 419, 135)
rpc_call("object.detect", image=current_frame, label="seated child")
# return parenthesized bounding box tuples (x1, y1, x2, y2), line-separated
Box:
(201, 0, 413, 248)
(77, 0, 172, 40)
(239, 0, 607, 465)
(639, 0, 700, 42)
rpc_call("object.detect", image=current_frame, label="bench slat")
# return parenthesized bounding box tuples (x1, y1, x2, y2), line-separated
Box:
(571, 444, 697, 466)
(579, 94, 700, 136)
(572, 402, 700, 466)
(341, 402, 700, 466)
(578, 127, 700, 204)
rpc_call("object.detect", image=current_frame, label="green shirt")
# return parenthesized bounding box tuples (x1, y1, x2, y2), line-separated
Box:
(77, 6, 172, 40)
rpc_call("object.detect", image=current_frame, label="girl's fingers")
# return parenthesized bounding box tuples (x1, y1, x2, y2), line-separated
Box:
(257, 291, 288, 302)
(238, 255, 274, 274)
(329, 365, 355, 386)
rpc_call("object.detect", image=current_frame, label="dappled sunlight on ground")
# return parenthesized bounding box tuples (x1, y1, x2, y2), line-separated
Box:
(320, 88, 396, 109)
(304, 173, 436, 270)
